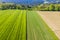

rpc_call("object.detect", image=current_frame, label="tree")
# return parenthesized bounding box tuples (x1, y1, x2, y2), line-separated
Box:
(55, 4, 59, 11)
(49, 4, 55, 11)
(1, 5, 8, 10)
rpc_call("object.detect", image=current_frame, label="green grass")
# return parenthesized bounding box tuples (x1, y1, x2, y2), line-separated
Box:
(27, 11, 59, 40)
(0, 10, 59, 40)
(0, 10, 26, 40)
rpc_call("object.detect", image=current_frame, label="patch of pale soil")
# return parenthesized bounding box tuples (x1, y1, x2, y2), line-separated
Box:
(37, 11, 60, 39)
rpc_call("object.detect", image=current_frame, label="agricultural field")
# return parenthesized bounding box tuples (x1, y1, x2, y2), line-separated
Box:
(0, 10, 59, 40)
(37, 11, 60, 39)
(0, 10, 26, 40)
(27, 11, 59, 40)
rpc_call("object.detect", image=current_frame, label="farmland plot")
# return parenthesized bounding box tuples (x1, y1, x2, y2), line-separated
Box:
(0, 10, 26, 40)
(27, 11, 59, 40)
(0, 10, 59, 40)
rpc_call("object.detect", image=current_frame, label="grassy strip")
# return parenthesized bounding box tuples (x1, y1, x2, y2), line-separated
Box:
(27, 11, 59, 40)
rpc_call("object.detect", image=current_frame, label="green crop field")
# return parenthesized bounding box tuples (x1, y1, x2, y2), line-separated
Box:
(0, 10, 26, 40)
(0, 10, 59, 40)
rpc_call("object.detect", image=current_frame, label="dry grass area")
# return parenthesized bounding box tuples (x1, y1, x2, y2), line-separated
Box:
(37, 11, 60, 39)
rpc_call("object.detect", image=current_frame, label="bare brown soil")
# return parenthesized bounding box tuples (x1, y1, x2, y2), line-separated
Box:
(37, 11, 60, 39)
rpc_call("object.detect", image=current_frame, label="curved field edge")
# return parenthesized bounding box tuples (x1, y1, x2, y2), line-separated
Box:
(0, 10, 26, 40)
(27, 11, 59, 40)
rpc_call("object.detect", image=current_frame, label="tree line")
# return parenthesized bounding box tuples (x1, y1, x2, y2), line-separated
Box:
(37, 4, 60, 11)
(0, 3, 60, 11)
(0, 4, 32, 10)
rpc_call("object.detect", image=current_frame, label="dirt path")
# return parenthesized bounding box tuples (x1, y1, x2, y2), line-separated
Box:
(37, 11, 60, 39)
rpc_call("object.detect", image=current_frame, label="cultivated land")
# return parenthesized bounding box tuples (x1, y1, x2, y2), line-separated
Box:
(0, 10, 59, 40)
(27, 11, 59, 40)
(0, 10, 26, 40)
(37, 11, 60, 39)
